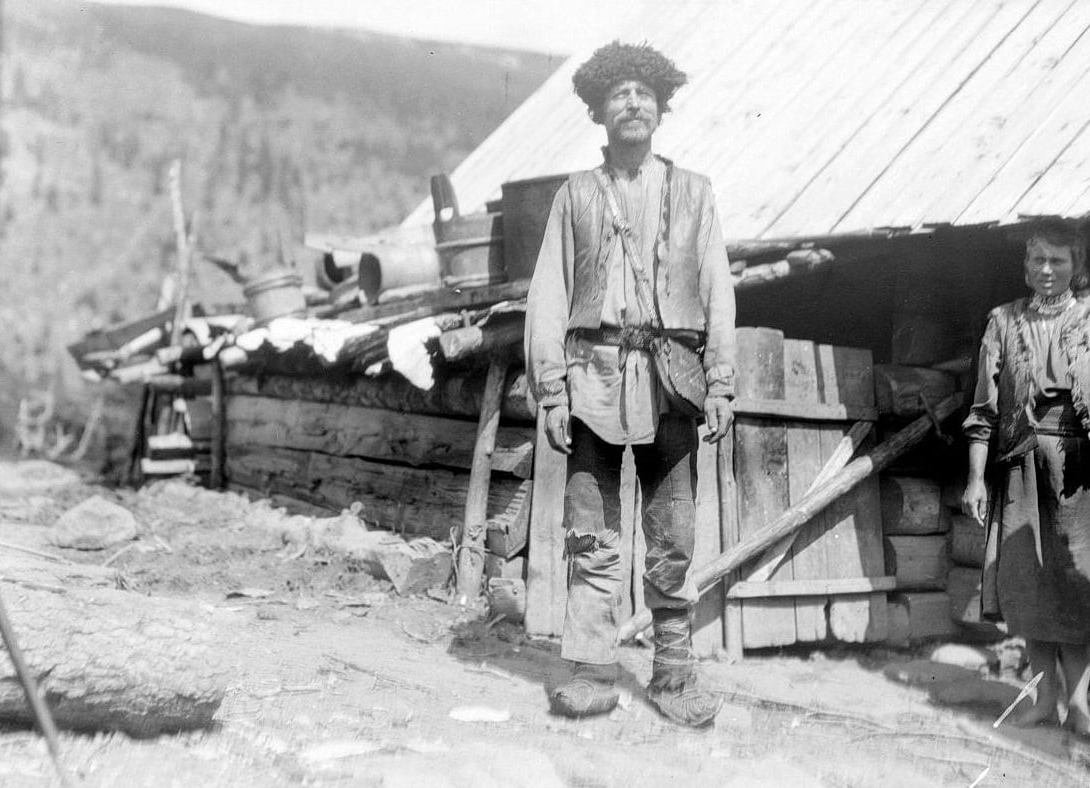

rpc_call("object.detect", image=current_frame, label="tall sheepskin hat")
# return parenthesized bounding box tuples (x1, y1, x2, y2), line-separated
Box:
(572, 41, 687, 121)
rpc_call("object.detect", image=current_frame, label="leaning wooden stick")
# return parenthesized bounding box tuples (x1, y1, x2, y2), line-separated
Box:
(748, 420, 873, 583)
(0, 588, 71, 787)
(616, 393, 964, 643)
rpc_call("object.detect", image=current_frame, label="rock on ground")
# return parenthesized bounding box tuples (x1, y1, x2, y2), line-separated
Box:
(49, 495, 138, 550)
(0, 460, 80, 495)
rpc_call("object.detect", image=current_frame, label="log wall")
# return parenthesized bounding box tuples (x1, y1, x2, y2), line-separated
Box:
(225, 372, 531, 556)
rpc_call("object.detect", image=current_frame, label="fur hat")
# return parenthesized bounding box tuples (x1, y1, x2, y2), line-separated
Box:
(572, 41, 687, 120)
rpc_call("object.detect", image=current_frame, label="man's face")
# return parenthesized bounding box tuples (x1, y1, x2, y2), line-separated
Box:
(600, 79, 660, 145)
(1024, 237, 1075, 296)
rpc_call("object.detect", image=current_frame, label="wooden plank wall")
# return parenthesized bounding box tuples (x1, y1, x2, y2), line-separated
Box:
(729, 332, 887, 649)
(523, 329, 890, 654)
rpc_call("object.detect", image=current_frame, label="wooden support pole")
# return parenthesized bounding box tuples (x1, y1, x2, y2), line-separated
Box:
(167, 160, 193, 349)
(456, 359, 508, 602)
(209, 358, 226, 491)
(617, 393, 964, 643)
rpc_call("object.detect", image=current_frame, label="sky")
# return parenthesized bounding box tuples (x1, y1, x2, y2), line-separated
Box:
(97, 0, 654, 54)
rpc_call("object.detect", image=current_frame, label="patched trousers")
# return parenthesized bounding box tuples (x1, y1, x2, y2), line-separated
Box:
(561, 413, 700, 665)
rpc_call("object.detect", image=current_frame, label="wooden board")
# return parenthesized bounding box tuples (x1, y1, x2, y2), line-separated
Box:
(226, 395, 534, 478)
(719, 431, 743, 660)
(947, 566, 1004, 636)
(817, 344, 887, 643)
(728, 576, 896, 598)
(783, 338, 830, 642)
(734, 328, 796, 648)
(884, 535, 949, 591)
(825, 425, 888, 642)
(950, 514, 986, 568)
(485, 483, 532, 558)
(886, 592, 956, 644)
(226, 445, 528, 542)
(692, 429, 724, 657)
(524, 410, 569, 637)
(880, 476, 950, 535)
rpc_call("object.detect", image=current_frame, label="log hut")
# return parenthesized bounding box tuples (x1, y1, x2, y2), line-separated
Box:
(81, 1, 1090, 659)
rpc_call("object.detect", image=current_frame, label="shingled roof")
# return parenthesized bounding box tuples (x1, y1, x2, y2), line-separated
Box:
(403, 0, 1090, 241)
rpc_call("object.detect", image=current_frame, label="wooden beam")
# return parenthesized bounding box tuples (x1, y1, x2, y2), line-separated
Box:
(731, 398, 877, 422)
(225, 445, 529, 542)
(225, 395, 534, 477)
(438, 317, 525, 362)
(227, 370, 535, 424)
(726, 576, 896, 599)
(337, 280, 530, 325)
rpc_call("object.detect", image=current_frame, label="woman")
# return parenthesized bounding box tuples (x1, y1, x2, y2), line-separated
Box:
(962, 219, 1090, 733)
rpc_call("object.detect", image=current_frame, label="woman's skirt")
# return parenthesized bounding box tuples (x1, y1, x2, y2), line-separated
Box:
(983, 398, 1090, 643)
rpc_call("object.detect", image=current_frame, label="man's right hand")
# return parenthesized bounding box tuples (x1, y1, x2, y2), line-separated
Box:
(544, 404, 573, 454)
(961, 478, 989, 525)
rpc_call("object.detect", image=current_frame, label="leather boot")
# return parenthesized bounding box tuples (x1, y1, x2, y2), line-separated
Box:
(548, 661, 620, 718)
(646, 608, 723, 727)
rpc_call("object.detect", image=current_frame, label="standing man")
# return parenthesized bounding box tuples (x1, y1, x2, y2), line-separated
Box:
(525, 41, 736, 727)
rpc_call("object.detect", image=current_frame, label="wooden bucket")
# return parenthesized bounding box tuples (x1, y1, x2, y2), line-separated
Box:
(430, 174, 505, 288)
(243, 269, 307, 325)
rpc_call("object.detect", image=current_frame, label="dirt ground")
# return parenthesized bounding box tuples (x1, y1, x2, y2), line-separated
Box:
(2, 464, 1090, 787)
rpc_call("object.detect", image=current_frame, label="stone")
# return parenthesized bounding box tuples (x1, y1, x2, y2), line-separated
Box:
(50, 495, 139, 550)
(0, 460, 80, 495)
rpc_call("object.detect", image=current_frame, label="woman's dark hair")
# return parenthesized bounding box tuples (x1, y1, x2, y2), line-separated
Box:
(1024, 217, 1088, 291)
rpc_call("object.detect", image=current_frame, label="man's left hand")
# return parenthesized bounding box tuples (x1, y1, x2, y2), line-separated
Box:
(703, 396, 734, 443)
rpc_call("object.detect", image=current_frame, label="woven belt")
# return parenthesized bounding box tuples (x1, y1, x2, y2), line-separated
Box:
(569, 326, 703, 352)
(1033, 394, 1085, 437)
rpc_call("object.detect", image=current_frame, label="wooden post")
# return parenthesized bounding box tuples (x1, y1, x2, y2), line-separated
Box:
(456, 359, 508, 602)
(167, 160, 193, 349)
(616, 393, 964, 642)
(209, 358, 226, 490)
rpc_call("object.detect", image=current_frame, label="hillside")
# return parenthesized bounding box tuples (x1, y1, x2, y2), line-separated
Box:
(0, 0, 557, 438)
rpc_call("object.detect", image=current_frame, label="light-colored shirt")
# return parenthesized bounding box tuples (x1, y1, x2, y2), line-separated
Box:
(568, 153, 667, 445)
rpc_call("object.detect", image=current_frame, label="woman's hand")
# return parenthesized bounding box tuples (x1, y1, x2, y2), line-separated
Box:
(961, 478, 989, 525)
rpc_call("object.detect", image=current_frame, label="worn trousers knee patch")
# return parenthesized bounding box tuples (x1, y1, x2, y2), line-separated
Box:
(564, 532, 598, 557)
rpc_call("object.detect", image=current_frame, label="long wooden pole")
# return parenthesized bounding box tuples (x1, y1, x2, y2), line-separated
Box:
(617, 393, 964, 643)
(167, 160, 192, 349)
(456, 359, 508, 602)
